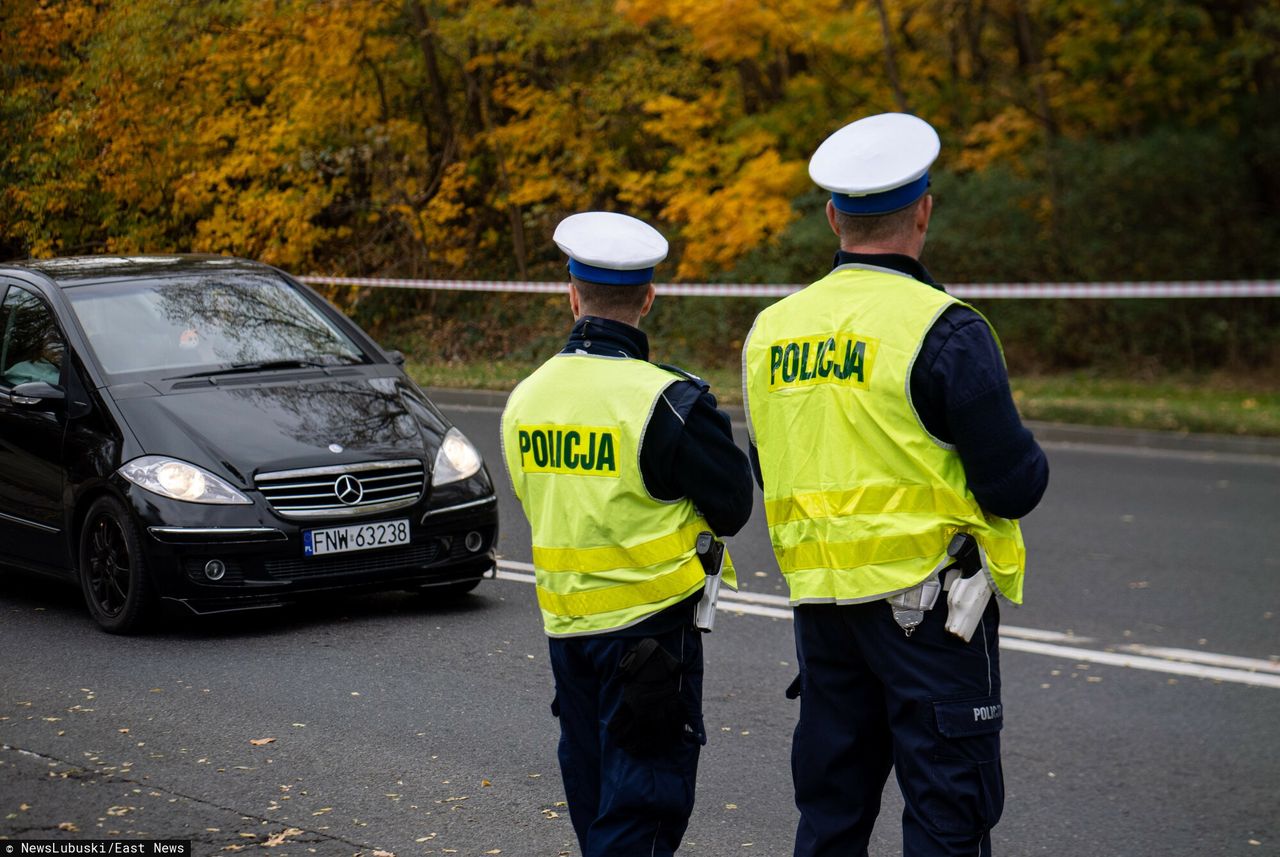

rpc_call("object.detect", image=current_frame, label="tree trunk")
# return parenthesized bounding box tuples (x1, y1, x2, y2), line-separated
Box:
(872, 0, 910, 112)
(407, 0, 457, 185)
(470, 61, 528, 280)
(1012, 0, 1057, 138)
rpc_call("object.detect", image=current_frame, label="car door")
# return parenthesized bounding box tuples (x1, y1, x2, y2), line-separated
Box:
(0, 283, 69, 569)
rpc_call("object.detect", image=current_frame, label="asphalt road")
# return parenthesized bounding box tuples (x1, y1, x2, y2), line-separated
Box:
(2, 393, 1278, 857)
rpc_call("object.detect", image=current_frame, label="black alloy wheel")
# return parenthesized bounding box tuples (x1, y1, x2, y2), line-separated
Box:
(78, 496, 155, 634)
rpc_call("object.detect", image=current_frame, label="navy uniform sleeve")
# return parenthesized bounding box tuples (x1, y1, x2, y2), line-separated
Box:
(911, 305, 1049, 519)
(639, 378, 754, 537)
(748, 443, 764, 490)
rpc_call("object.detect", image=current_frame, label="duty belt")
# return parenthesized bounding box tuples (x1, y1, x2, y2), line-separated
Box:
(886, 532, 980, 636)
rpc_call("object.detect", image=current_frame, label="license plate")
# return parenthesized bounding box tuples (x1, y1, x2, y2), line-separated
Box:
(303, 519, 411, 557)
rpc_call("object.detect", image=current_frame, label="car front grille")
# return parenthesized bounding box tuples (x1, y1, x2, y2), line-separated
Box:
(255, 459, 426, 520)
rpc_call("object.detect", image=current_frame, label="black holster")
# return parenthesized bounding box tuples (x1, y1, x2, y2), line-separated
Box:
(608, 637, 686, 756)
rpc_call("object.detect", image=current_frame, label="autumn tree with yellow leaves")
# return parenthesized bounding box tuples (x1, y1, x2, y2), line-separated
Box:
(3, 0, 1279, 374)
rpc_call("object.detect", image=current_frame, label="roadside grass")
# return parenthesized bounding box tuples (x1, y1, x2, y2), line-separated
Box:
(1010, 374, 1280, 437)
(406, 360, 1280, 438)
(407, 359, 543, 392)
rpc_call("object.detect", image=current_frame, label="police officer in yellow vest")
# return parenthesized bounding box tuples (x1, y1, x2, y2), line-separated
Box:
(742, 114, 1049, 856)
(501, 211, 753, 857)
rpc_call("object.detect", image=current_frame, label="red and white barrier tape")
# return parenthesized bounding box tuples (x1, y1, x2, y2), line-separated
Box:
(299, 275, 1280, 299)
(952, 281, 1280, 298)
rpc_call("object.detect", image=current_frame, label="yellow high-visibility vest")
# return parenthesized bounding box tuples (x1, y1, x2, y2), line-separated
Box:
(742, 264, 1026, 604)
(502, 354, 736, 636)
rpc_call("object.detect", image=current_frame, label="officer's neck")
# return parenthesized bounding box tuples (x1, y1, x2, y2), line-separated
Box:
(840, 236, 923, 258)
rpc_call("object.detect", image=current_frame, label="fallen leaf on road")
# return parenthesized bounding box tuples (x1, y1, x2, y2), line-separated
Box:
(58, 823, 78, 832)
(250, 738, 276, 746)
(262, 828, 303, 847)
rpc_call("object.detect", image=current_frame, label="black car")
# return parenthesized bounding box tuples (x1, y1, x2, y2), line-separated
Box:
(0, 255, 498, 632)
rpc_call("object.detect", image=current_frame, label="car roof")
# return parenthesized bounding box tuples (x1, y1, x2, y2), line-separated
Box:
(1, 255, 283, 288)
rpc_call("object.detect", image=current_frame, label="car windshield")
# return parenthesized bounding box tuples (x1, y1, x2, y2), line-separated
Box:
(64, 272, 367, 379)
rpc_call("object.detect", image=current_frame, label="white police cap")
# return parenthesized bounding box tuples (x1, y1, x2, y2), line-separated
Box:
(809, 112, 941, 215)
(553, 211, 668, 286)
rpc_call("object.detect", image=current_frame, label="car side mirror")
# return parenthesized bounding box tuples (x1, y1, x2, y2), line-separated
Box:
(9, 381, 66, 409)
(386, 349, 407, 366)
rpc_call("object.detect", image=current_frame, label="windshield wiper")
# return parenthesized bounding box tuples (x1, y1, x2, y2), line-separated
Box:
(166, 359, 330, 380)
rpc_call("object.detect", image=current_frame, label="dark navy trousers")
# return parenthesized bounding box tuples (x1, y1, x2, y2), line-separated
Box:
(548, 623, 705, 857)
(792, 596, 1005, 857)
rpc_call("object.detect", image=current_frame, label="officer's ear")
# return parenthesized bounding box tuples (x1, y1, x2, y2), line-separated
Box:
(825, 199, 840, 239)
(638, 283, 657, 319)
(568, 282, 582, 320)
(915, 194, 933, 237)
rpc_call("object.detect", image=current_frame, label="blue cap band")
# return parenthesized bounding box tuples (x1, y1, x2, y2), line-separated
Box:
(568, 259, 654, 285)
(830, 172, 930, 215)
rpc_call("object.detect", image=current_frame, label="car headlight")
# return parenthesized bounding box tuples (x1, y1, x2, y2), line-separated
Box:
(119, 456, 252, 504)
(432, 427, 482, 485)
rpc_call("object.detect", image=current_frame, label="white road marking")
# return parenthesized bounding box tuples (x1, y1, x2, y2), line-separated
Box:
(494, 562, 1280, 689)
(1003, 640, 1280, 689)
(1118, 643, 1280, 675)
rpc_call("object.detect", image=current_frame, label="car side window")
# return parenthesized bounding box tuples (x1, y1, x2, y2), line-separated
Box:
(0, 286, 65, 388)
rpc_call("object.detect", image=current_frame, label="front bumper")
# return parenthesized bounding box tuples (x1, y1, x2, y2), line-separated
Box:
(134, 493, 499, 614)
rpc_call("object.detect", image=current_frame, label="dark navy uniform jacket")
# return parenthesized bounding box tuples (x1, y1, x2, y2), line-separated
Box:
(559, 315, 755, 635)
(749, 251, 1049, 520)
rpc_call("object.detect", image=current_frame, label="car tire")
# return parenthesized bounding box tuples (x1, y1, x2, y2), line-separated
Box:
(78, 496, 157, 634)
